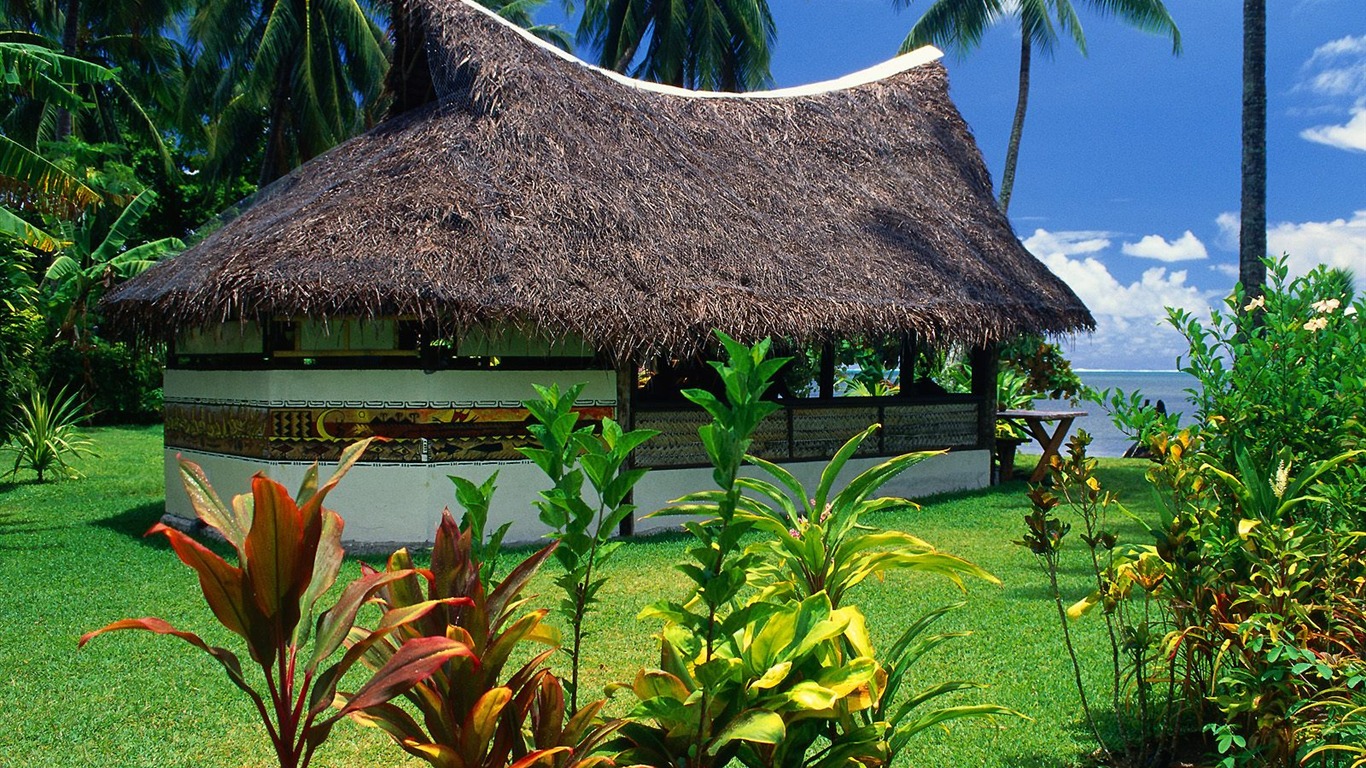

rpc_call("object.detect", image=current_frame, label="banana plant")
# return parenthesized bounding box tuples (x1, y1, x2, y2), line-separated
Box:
(43, 187, 181, 338)
(80, 440, 474, 768)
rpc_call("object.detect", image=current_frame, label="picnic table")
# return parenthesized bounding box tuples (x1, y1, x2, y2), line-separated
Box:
(996, 409, 1088, 483)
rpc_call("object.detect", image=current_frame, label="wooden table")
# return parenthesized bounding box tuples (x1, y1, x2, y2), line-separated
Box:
(996, 409, 1088, 483)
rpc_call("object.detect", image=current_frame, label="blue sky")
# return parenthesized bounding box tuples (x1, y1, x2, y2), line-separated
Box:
(538, 0, 1366, 369)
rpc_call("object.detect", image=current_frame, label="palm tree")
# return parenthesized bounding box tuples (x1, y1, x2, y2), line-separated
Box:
(899, 0, 1180, 214)
(1239, 0, 1265, 301)
(0, 40, 107, 249)
(577, 0, 776, 91)
(184, 0, 391, 186)
(0, 1, 184, 172)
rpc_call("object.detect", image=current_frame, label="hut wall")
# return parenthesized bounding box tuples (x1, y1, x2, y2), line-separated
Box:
(632, 450, 989, 536)
(162, 367, 617, 545)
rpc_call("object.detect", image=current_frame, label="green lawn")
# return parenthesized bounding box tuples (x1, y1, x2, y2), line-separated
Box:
(0, 426, 1165, 767)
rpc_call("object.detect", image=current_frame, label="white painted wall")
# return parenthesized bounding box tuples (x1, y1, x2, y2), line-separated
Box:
(164, 367, 616, 407)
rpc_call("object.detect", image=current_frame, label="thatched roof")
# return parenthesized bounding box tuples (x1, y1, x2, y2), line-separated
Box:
(104, 0, 1093, 360)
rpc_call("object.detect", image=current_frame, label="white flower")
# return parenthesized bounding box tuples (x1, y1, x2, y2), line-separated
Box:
(1303, 316, 1329, 332)
(1271, 461, 1291, 499)
(1346, 305, 1358, 317)
(1244, 296, 1265, 312)
(1311, 298, 1342, 313)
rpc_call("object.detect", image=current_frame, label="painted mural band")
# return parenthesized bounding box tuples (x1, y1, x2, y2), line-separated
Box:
(164, 401, 616, 463)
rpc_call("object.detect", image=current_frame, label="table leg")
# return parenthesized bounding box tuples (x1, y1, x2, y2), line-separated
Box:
(1028, 417, 1076, 484)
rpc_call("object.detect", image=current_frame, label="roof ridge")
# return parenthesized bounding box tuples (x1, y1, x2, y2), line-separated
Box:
(442, 0, 944, 100)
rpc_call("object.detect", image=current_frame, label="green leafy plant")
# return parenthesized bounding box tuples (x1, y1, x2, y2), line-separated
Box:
(1169, 257, 1364, 476)
(1090, 257, 1366, 766)
(42, 188, 182, 340)
(344, 508, 623, 768)
(732, 430, 996, 608)
(616, 332, 1016, 768)
(450, 471, 511, 586)
(79, 440, 474, 768)
(522, 382, 657, 712)
(3, 383, 94, 481)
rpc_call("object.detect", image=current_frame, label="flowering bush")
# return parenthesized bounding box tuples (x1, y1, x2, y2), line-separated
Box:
(1094, 256, 1366, 766)
(1170, 257, 1363, 479)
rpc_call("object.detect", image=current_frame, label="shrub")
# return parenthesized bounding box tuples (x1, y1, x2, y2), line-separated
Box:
(37, 337, 163, 424)
(80, 440, 473, 768)
(1092, 256, 1366, 766)
(615, 332, 1017, 768)
(3, 384, 95, 482)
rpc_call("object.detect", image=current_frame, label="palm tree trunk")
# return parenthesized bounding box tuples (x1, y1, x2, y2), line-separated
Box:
(56, 0, 81, 139)
(998, 31, 1032, 215)
(1239, 0, 1267, 300)
(258, 63, 295, 187)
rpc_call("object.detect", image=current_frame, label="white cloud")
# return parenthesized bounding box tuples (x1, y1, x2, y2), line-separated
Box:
(1299, 35, 1366, 152)
(1267, 211, 1366, 277)
(1121, 230, 1209, 262)
(1301, 102, 1366, 152)
(1215, 210, 1366, 278)
(1215, 212, 1240, 251)
(1304, 35, 1366, 97)
(1023, 229, 1214, 369)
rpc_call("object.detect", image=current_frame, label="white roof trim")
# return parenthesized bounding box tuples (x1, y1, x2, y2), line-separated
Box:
(457, 0, 944, 99)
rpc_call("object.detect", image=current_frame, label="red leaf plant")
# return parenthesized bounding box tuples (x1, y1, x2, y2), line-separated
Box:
(80, 439, 475, 768)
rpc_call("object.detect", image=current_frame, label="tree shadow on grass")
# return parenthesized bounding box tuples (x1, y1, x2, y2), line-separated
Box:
(0, 509, 65, 550)
(89, 501, 173, 551)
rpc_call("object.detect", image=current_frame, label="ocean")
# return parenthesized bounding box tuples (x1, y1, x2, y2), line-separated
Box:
(1035, 370, 1202, 458)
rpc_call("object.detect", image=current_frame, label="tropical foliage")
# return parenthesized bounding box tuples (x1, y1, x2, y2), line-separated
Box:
(1033, 257, 1366, 766)
(2, 383, 94, 481)
(578, 0, 776, 90)
(80, 440, 475, 768)
(617, 332, 1016, 768)
(345, 510, 624, 768)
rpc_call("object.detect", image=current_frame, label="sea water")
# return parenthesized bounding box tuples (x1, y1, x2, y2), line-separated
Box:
(1034, 370, 1203, 458)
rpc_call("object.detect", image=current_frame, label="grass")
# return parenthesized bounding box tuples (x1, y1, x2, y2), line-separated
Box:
(0, 428, 1167, 767)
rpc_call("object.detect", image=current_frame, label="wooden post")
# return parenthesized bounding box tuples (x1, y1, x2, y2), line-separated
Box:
(819, 341, 835, 399)
(898, 332, 917, 398)
(616, 356, 636, 537)
(970, 344, 999, 470)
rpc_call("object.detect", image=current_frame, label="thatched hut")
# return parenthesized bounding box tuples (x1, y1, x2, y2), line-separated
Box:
(104, 0, 1092, 545)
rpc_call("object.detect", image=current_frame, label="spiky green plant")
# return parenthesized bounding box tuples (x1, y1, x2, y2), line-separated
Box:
(3, 383, 94, 482)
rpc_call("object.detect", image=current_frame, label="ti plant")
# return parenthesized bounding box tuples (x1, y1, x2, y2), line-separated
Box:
(522, 382, 657, 712)
(344, 509, 624, 768)
(80, 440, 474, 768)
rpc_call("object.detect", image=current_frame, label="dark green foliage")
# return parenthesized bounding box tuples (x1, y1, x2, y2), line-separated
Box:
(37, 337, 162, 423)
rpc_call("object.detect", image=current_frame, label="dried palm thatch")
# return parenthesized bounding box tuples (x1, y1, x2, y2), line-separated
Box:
(103, 0, 1093, 362)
